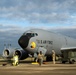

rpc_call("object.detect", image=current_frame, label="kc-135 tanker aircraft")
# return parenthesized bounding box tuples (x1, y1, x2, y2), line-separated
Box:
(3, 29, 76, 63)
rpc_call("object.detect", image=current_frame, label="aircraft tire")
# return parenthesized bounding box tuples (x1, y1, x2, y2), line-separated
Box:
(69, 60, 74, 64)
(46, 56, 52, 61)
(62, 61, 66, 64)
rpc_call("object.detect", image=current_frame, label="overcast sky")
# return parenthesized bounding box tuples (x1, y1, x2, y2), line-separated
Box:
(0, 0, 76, 53)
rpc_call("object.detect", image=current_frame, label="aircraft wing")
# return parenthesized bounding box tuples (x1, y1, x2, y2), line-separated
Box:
(61, 47, 76, 51)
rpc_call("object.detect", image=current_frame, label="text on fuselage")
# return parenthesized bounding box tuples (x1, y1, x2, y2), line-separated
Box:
(36, 40, 53, 44)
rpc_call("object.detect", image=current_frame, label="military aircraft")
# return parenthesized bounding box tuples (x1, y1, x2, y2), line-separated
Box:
(18, 29, 76, 62)
(3, 29, 76, 63)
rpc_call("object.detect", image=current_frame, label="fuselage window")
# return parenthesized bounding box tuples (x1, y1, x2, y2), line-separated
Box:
(35, 33, 38, 36)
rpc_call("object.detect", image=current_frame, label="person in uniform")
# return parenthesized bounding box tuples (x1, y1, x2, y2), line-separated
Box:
(52, 50, 56, 64)
(37, 51, 44, 66)
(12, 53, 19, 66)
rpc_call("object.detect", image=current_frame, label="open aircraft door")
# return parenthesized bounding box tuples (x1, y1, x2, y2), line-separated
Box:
(37, 47, 47, 55)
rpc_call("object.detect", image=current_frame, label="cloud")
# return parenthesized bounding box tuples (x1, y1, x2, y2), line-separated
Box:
(0, 25, 22, 53)
(0, 24, 76, 54)
(0, 0, 76, 24)
(0, 0, 76, 53)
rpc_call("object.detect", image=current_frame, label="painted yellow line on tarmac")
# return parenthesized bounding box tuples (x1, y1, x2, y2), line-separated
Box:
(31, 62, 39, 64)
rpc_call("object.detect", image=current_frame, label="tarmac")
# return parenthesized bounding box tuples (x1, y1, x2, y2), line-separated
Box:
(0, 61, 76, 75)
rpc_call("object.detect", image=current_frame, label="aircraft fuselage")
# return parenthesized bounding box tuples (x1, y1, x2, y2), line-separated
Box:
(18, 29, 76, 55)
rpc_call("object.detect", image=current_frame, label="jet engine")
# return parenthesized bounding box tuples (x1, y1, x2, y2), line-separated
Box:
(15, 49, 29, 60)
(3, 48, 29, 60)
(3, 48, 15, 58)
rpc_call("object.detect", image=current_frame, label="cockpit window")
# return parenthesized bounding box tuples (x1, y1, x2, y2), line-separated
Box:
(26, 33, 38, 37)
(23, 33, 38, 37)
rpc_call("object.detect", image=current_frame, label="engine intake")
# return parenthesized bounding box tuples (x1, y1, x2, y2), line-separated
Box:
(3, 48, 15, 58)
(4, 49, 9, 56)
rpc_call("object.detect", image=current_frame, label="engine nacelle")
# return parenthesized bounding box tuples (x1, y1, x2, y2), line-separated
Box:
(15, 49, 29, 60)
(3, 47, 29, 60)
(3, 47, 15, 58)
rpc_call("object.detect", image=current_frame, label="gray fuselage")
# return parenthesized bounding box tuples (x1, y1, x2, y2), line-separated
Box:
(18, 29, 76, 55)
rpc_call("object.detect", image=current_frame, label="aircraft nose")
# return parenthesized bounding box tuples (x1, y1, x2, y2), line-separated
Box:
(18, 35, 29, 49)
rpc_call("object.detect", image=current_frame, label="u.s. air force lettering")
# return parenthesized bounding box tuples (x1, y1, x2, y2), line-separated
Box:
(36, 40, 53, 44)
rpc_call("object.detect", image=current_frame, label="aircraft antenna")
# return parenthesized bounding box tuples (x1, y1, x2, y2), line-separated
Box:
(8, 44, 11, 48)
(4, 43, 7, 49)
